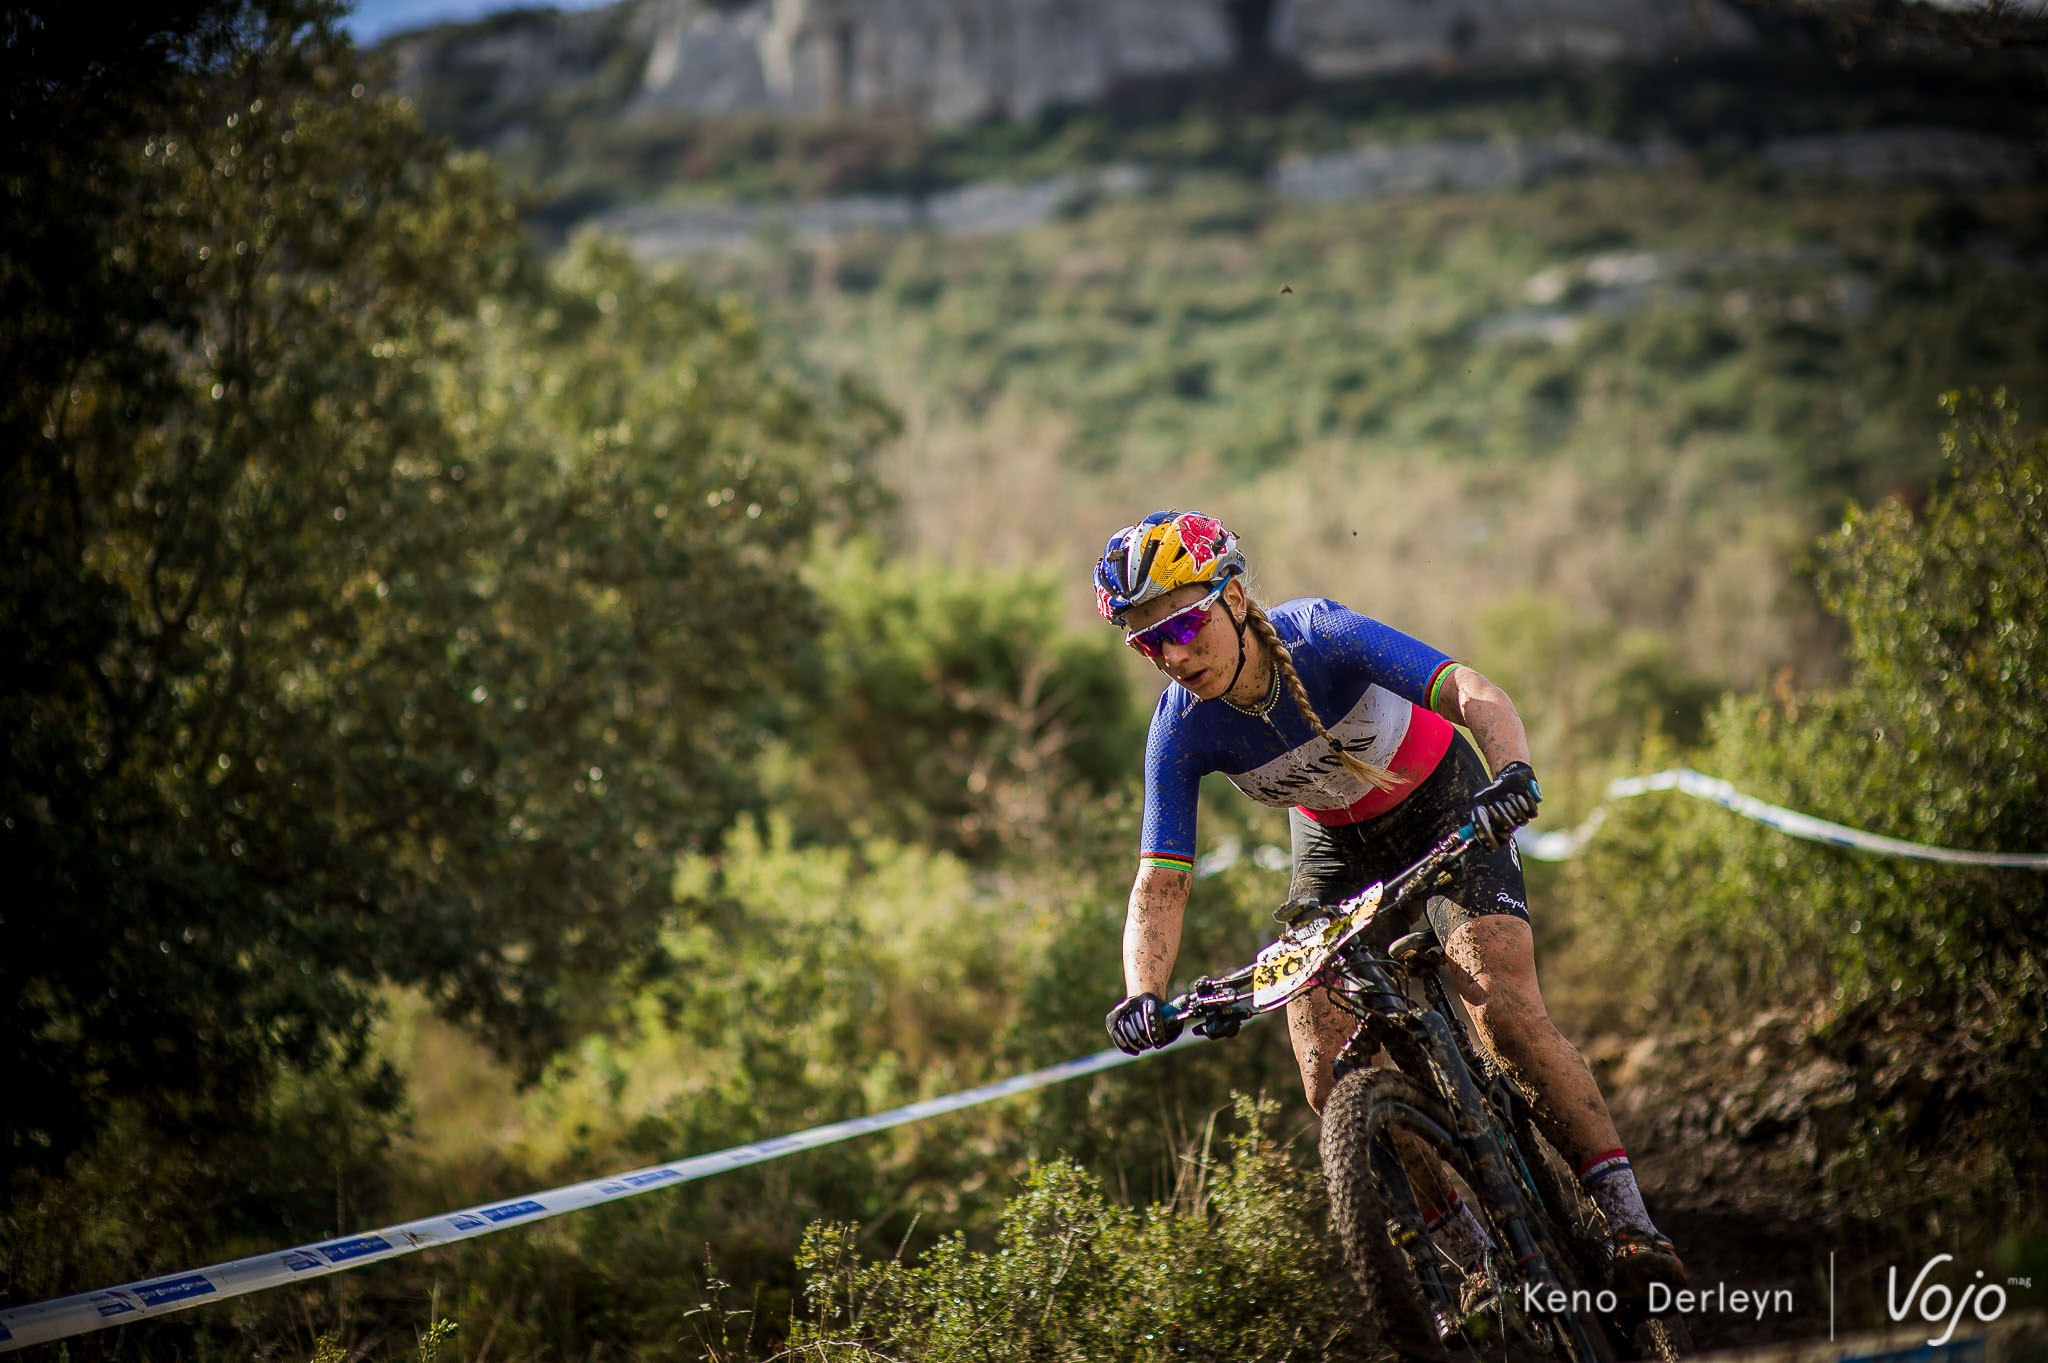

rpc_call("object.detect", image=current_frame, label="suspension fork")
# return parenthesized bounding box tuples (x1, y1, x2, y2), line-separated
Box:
(1410, 1007, 1569, 1283)
(1363, 1125, 1464, 1316)
(1420, 967, 1561, 1223)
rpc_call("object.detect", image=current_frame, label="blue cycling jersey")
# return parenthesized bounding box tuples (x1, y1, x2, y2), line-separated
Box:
(1138, 598, 1460, 872)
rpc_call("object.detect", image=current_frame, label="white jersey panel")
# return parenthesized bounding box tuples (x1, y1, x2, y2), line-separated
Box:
(1224, 683, 1413, 810)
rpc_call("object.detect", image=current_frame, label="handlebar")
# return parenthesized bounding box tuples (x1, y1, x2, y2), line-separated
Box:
(1159, 822, 1482, 1032)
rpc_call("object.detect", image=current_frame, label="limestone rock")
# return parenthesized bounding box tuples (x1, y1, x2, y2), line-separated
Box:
(383, 0, 1759, 131)
(1765, 126, 2045, 186)
(728, 0, 1238, 123)
(1271, 0, 1755, 78)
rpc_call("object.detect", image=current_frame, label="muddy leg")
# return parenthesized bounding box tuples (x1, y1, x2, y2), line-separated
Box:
(1439, 915, 1621, 1167)
(1290, 985, 1457, 1215)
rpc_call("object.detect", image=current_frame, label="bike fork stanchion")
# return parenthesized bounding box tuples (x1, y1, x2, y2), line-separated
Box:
(1367, 1141, 1462, 1324)
(1414, 1009, 1545, 1229)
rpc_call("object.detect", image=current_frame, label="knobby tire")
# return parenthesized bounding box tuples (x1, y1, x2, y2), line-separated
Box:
(1323, 1068, 1616, 1363)
(1321, 1070, 1459, 1361)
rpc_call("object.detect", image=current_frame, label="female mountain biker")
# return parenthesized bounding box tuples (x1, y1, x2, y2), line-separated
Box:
(1094, 509, 1685, 1298)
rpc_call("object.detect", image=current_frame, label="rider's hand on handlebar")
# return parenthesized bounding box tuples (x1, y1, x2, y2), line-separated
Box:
(1106, 992, 1183, 1054)
(1470, 760, 1541, 848)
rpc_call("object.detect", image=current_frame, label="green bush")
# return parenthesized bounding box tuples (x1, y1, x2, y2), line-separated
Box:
(1564, 391, 2047, 1209)
(1571, 392, 2044, 1016)
(786, 1095, 1354, 1363)
(769, 545, 1142, 863)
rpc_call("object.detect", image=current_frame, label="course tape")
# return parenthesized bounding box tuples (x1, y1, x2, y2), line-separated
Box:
(0, 1041, 1191, 1353)
(12, 770, 2034, 1351)
(1515, 768, 2048, 868)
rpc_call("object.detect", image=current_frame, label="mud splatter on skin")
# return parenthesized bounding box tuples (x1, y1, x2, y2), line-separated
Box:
(1445, 914, 1626, 1167)
(1121, 865, 1191, 997)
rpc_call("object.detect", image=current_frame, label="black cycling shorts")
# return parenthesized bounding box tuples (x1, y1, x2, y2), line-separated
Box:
(1286, 733, 1530, 942)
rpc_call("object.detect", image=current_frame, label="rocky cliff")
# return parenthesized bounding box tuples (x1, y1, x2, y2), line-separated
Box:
(385, 0, 1757, 130)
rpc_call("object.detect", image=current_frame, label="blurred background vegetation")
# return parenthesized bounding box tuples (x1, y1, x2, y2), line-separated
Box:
(2, 0, 2044, 1358)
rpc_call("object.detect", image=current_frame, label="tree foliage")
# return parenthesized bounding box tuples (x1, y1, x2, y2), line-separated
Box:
(1565, 392, 2047, 1179)
(774, 548, 1141, 861)
(0, 0, 884, 1176)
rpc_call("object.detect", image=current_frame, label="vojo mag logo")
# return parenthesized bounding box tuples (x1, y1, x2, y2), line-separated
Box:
(1888, 1254, 2017, 1347)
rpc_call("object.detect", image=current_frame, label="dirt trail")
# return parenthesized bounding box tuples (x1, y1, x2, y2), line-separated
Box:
(1690, 1312, 2047, 1361)
(1580, 1005, 2045, 1357)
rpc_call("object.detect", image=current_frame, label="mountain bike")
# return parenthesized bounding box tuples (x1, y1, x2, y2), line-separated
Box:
(1161, 824, 1690, 1362)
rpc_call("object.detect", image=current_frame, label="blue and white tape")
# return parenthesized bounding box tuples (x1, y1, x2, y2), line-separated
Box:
(0, 1042, 1193, 1353)
(1186, 770, 2047, 871)
(1515, 768, 2048, 868)
(9, 770, 2036, 1352)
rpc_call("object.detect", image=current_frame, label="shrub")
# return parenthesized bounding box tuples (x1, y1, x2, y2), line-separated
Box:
(1565, 391, 2048, 1213)
(786, 1095, 1355, 1363)
(1571, 391, 2044, 1021)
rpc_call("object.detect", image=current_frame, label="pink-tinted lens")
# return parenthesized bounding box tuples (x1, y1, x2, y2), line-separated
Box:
(1128, 605, 1210, 657)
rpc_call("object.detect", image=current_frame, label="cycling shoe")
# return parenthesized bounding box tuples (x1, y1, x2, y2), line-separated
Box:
(1610, 1227, 1687, 1303)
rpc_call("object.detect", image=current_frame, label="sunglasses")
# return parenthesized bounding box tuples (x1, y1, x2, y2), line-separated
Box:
(1125, 581, 1229, 659)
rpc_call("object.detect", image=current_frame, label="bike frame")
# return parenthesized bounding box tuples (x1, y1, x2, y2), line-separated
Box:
(1335, 941, 1587, 1315)
(1166, 827, 1607, 1358)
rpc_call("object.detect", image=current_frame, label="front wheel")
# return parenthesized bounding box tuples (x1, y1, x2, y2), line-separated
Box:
(1320, 1068, 1613, 1362)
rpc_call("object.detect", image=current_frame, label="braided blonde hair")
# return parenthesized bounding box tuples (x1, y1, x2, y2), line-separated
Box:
(1241, 595, 1405, 794)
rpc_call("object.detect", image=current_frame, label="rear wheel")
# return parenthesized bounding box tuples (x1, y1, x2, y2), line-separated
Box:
(1508, 1101, 1692, 1361)
(1321, 1069, 1614, 1362)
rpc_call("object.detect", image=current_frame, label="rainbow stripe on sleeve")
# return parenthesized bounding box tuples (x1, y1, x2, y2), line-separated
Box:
(1425, 660, 1462, 713)
(1140, 851, 1196, 874)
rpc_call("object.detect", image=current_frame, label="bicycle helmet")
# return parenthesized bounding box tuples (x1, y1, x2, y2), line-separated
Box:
(1094, 510, 1245, 625)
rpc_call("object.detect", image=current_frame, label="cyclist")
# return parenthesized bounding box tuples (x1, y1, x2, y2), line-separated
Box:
(1095, 509, 1684, 1298)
